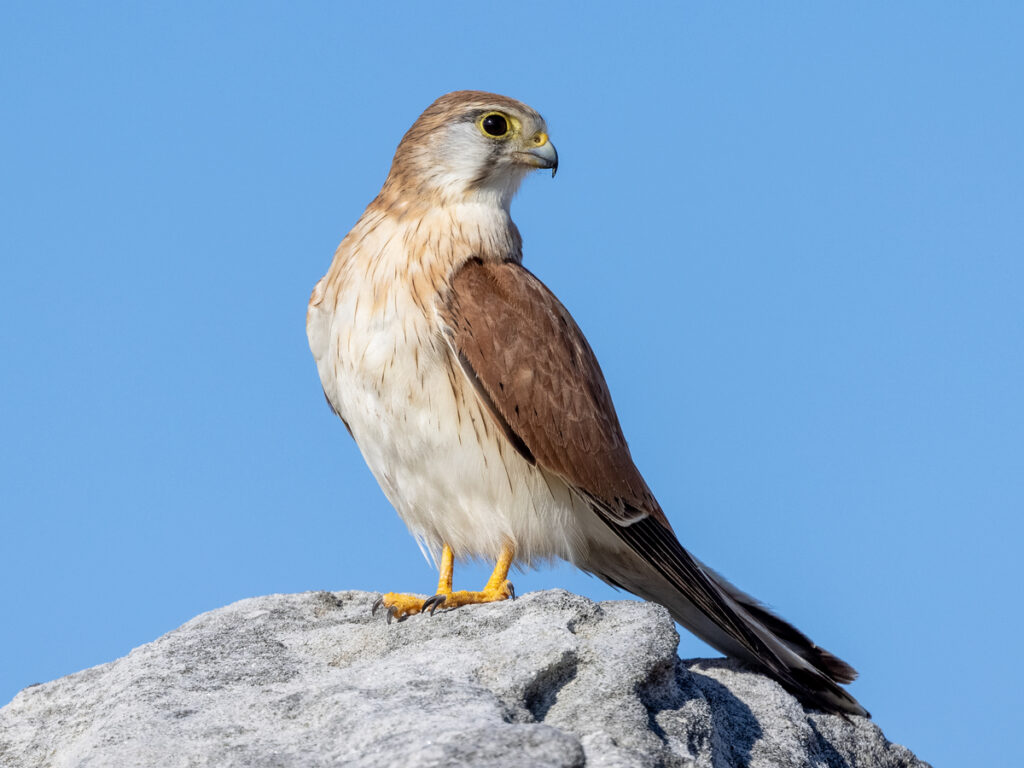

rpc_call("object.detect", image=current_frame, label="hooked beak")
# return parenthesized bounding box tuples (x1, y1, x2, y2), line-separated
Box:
(517, 132, 559, 178)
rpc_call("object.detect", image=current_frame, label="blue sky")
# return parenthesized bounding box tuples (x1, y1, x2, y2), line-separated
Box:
(2, 3, 1021, 765)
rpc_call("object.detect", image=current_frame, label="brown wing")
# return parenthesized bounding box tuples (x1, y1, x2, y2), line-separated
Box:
(440, 258, 659, 525)
(439, 259, 866, 714)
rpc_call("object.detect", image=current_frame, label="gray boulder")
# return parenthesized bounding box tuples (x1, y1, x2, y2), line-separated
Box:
(0, 590, 928, 767)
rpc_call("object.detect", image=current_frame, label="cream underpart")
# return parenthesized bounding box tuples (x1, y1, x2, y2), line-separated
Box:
(308, 202, 597, 568)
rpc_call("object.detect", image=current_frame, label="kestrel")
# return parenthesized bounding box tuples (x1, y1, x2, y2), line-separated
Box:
(307, 91, 866, 716)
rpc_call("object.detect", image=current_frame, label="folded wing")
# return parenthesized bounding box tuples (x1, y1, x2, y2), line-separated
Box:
(439, 258, 866, 716)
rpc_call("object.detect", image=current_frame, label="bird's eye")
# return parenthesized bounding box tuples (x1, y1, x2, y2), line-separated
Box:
(480, 112, 509, 138)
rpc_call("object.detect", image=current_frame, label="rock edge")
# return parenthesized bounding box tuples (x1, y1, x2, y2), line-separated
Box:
(0, 590, 929, 768)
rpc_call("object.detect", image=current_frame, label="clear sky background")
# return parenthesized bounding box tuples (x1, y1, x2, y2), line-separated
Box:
(2, 3, 1021, 765)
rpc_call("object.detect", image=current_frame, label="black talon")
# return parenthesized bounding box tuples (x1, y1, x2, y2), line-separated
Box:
(423, 594, 447, 615)
(386, 606, 396, 625)
(372, 597, 383, 615)
(509, 584, 516, 601)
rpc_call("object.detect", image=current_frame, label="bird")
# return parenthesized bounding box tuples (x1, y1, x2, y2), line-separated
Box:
(306, 90, 867, 717)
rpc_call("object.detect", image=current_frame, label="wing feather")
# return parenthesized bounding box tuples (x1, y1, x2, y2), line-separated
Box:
(439, 258, 864, 716)
(440, 258, 658, 524)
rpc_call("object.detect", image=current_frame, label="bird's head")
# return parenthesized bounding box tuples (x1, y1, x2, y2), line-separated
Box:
(382, 91, 557, 210)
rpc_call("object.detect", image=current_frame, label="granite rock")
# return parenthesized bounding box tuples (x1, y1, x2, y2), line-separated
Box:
(0, 590, 929, 767)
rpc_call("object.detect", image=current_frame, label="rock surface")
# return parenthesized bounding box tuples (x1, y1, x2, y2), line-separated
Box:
(0, 590, 928, 768)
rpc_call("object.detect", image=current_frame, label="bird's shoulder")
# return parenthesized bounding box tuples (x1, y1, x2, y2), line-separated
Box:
(439, 258, 659, 523)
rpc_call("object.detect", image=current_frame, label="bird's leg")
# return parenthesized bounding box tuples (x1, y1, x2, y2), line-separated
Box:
(436, 542, 455, 594)
(372, 542, 515, 622)
(422, 542, 516, 614)
(370, 543, 455, 622)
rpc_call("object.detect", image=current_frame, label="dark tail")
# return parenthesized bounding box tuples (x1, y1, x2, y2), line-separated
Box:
(589, 514, 869, 717)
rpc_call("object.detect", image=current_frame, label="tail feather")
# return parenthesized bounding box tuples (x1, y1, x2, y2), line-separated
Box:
(731, 598, 858, 685)
(586, 513, 868, 717)
(698, 562, 859, 685)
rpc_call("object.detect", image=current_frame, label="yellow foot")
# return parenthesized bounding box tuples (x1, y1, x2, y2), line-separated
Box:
(421, 580, 516, 615)
(372, 541, 517, 622)
(371, 593, 429, 623)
